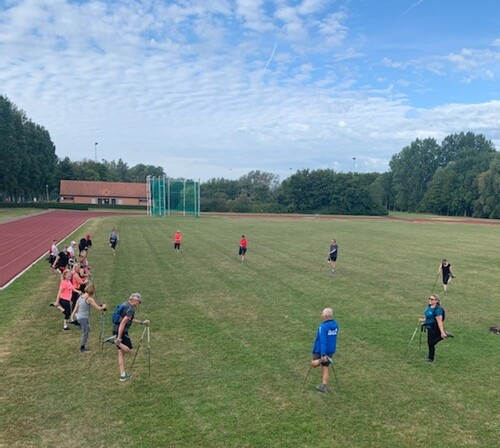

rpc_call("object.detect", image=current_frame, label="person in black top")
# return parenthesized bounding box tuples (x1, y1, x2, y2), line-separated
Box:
(328, 239, 338, 273)
(438, 259, 454, 292)
(52, 246, 70, 273)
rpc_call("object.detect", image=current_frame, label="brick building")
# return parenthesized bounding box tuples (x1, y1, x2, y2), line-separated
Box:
(59, 180, 147, 206)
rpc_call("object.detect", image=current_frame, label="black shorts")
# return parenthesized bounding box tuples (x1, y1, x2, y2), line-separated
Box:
(110, 240, 117, 249)
(113, 330, 132, 349)
(174, 243, 181, 249)
(312, 353, 333, 366)
(329, 255, 337, 262)
(443, 273, 451, 284)
(239, 247, 247, 255)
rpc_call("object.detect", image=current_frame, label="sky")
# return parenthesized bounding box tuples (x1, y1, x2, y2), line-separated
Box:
(1, 0, 499, 182)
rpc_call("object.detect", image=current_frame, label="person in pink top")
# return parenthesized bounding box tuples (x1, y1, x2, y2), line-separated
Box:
(50, 269, 82, 331)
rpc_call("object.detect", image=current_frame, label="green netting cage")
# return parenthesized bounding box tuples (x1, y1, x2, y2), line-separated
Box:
(146, 176, 200, 217)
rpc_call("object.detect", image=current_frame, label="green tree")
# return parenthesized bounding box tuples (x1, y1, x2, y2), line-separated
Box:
(389, 138, 440, 211)
(475, 154, 500, 218)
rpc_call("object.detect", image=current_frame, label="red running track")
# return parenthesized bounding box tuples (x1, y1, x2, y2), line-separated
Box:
(0, 210, 132, 288)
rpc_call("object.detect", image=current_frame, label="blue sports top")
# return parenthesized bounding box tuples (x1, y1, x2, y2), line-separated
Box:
(113, 301, 135, 332)
(312, 319, 339, 356)
(424, 306, 443, 329)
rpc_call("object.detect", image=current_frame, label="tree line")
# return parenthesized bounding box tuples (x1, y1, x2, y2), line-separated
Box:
(1, 95, 498, 218)
(0, 95, 164, 201)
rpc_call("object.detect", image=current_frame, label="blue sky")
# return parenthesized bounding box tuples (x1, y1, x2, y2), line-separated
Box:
(1, 0, 499, 181)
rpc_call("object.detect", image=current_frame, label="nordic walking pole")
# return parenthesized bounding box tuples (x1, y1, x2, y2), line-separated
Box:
(404, 321, 423, 357)
(303, 365, 313, 387)
(431, 272, 439, 293)
(99, 311, 106, 348)
(131, 325, 147, 367)
(330, 362, 340, 389)
(147, 325, 151, 377)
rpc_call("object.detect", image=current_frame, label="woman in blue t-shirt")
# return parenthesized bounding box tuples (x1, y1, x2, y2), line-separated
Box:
(420, 294, 450, 362)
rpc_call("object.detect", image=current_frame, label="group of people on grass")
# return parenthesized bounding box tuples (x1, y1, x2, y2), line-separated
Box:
(311, 244, 455, 392)
(45, 228, 454, 387)
(48, 230, 150, 381)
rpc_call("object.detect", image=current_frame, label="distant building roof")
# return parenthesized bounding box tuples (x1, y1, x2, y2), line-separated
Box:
(60, 180, 146, 198)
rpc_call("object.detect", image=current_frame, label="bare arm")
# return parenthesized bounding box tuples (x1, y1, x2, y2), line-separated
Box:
(436, 315, 447, 338)
(87, 297, 106, 312)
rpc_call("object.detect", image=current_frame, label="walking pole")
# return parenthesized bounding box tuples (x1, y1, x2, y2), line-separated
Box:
(303, 365, 313, 387)
(99, 311, 106, 349)
(405, 321, 422, 357)
(431, 272, 439, 292)
(147, 325, 151, 377)
(330, 362, 340, 389)
(131, 325, 147, 367)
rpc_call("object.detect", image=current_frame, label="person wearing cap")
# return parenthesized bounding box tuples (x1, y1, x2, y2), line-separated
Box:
(78, 235, 91, 254)
(438, 259, 454, 292)
(174, 230, 182, 254)
(310, 307, 339, 393)
(85, 234, 92, 250)
(107, 293, 149, 382)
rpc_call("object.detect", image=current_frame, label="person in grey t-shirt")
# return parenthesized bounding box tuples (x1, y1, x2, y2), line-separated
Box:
(71, 284, 107, 353)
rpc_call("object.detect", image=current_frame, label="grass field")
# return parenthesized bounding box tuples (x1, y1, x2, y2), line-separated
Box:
(0, 208, 46, 222)
(1, 214, 499, 447)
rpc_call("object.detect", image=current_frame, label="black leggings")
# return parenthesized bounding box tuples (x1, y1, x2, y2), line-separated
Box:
(60, 299, 72, 320)
(427, 325, 443, 360)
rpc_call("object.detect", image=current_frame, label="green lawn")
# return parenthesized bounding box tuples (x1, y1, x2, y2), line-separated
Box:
(0, 207, 46, 222)
(1, 214, 499, 447)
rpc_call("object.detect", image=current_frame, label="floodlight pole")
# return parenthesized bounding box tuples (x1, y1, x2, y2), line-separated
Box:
(45, 184, 49, 202)
(146, 175, 151, 216)
(94, 142, 98, 163)
(167, 177, 171, 216)
(183, 179, 186, 216)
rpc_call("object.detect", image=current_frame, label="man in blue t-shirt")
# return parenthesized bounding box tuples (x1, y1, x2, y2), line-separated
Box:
(109, 293, 150, 381)
(311, 307, 339, 393)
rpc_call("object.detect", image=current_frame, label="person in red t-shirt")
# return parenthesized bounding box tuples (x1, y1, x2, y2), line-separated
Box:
(174, 230, 182, 254)
(239, 235, 247, 262)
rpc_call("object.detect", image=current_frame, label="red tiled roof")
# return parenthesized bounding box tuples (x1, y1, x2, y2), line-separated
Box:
(60, 180, 146, 198)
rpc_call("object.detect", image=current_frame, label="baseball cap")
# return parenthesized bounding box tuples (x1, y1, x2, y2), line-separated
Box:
(71, 240, 76, 245)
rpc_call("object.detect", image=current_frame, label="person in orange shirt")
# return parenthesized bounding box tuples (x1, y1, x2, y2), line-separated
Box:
(239, 235, 247, 262)
(174, 230, 182, 254)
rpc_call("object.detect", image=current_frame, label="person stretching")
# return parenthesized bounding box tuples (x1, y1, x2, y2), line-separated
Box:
(311, 307, 339, 393)
(71, 284, 106, 353)
(50, 269, 82, 331)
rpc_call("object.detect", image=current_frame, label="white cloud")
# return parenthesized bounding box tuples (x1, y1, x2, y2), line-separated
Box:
(0, 0, 498, 182)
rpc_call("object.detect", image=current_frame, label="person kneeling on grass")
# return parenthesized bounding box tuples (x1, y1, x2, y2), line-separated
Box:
(104, 293, 150, 382)
(311, 307, 339, 393)
(71, 284, 107, 353)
